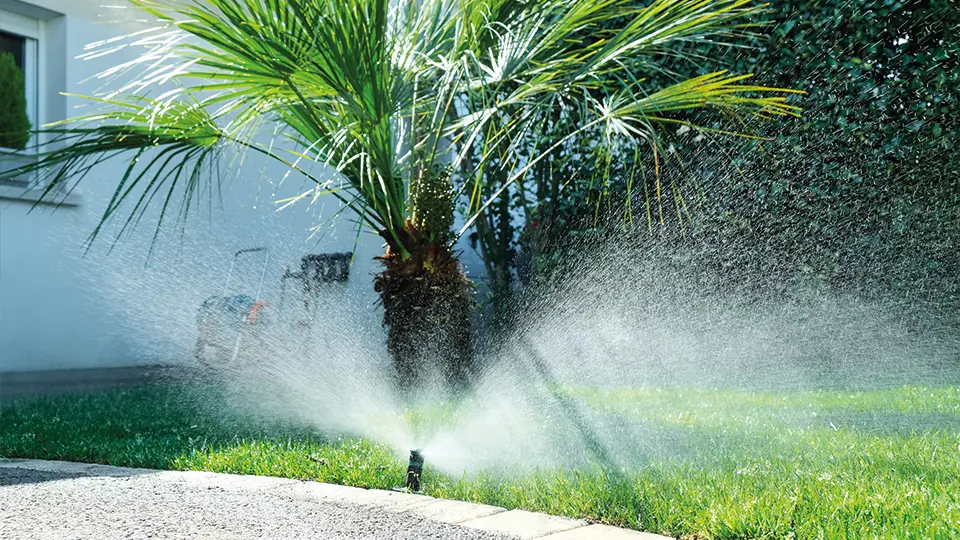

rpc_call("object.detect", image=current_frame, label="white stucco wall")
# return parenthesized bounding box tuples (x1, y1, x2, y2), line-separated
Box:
(0, 0, 413, 372)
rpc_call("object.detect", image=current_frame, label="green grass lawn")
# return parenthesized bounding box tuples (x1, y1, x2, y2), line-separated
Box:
(2, 383, 958, 539)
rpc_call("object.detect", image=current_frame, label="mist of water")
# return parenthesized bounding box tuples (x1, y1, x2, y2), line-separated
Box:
(78, 226, 958, 479)
(415, 241, 958, 475)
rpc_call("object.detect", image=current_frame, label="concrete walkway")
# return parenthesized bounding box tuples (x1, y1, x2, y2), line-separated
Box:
(0, 460, 670, 540)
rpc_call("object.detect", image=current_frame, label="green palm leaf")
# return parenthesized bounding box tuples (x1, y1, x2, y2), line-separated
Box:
(1, 0, 802, 258)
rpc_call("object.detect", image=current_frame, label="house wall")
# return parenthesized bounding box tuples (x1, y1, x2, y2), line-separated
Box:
(1, 1, 425, 373)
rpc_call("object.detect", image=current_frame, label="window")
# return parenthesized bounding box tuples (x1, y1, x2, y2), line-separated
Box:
(0, 8, 39, 187)
(0, 30, 25, 68)
(0, 3, 71, 204)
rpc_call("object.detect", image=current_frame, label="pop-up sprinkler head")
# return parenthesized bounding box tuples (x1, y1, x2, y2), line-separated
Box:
(405, 449, 424, 492)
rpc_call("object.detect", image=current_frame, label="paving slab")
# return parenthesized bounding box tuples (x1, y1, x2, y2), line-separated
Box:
(364, 489, 439, 511)
(172, 469, 302, 491)
(541, 524, 672, 539)
(266, 478, 398, 504)
(410, 499, 507, 524)
(461, 509, 587, 539)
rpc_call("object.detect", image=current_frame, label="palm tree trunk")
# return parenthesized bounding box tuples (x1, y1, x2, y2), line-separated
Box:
(374, 241, 473, 394)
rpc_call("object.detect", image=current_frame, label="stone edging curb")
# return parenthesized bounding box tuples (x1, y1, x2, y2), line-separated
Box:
(0, 459, 671, 539)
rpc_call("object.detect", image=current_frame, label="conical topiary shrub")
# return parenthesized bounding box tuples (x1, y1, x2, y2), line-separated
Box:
(0, 51, 31, 150)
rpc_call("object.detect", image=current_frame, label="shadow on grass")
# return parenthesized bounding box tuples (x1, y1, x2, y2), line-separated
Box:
(0, 383, 323, 470)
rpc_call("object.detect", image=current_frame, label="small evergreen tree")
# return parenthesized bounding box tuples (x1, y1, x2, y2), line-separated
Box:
(0, 52, 31, 150)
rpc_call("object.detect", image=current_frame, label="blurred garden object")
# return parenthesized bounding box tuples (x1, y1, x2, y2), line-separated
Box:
(196, 249, 356, 368)
(195, 248, 270, 367)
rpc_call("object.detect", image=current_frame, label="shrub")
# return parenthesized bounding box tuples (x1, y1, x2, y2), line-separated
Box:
(528, 0, 960, 335)
(0, 51, 31, 150)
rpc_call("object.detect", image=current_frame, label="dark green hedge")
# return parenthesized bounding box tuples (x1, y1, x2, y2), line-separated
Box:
(536, 0, 960, 334)
(0, 51, 31, 151)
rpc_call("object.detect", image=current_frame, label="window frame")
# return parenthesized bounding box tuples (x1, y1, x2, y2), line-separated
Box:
(0, 4, 76, 205)
(0, 8, 40, 154)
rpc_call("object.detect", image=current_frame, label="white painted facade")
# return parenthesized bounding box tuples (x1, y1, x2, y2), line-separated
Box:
(0, 0, 482, 373)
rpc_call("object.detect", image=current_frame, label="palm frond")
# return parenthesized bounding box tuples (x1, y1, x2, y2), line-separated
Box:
(2, 94, 223, 245)
(12, 0, 803, 260)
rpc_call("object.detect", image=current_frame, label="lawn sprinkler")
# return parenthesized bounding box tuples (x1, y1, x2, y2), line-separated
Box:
(395, 449, 424, 493)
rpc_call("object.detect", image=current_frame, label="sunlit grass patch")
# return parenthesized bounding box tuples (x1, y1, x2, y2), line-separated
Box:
(173, 438, 406, 489)
(2, 383, 958, 538)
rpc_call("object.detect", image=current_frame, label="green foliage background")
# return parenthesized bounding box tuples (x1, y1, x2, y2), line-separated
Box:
(530, 0, 960, 335)
(0, 51, 31, 151)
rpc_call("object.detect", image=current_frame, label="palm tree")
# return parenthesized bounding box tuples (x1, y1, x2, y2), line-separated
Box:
(6, 0, 799, 392)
